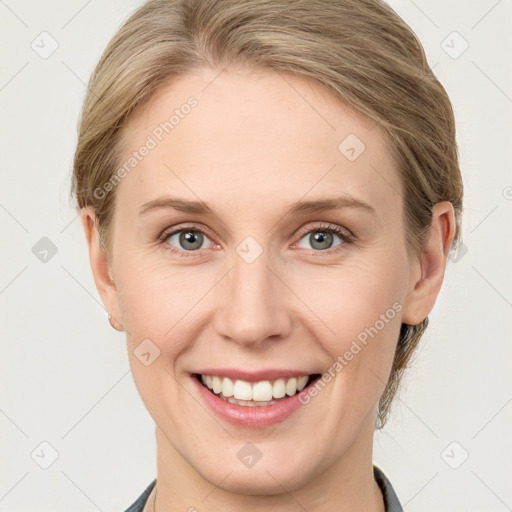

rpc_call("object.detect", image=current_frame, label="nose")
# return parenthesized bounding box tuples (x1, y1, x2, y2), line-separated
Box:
(213, 246, 292, 348)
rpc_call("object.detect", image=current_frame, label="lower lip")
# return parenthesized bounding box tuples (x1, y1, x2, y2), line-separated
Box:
(190, 374, 316, 428)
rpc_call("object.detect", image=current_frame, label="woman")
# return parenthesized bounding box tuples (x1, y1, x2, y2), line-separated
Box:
(71, 0, 463, 510)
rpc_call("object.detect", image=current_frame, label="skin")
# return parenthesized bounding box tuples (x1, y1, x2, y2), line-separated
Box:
(81, 66, 455, 511)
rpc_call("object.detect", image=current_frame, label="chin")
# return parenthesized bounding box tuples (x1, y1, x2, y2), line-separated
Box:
(206, 468, 308, 496)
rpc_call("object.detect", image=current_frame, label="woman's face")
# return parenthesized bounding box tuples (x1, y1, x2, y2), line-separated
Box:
(84, 67, 435, 494)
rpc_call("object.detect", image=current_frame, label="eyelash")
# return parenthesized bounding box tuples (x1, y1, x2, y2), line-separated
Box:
(158, 223, 355, 258)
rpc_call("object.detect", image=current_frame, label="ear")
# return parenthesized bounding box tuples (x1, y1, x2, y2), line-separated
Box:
(401, 201, 457, 325)
(80, 206, 122, 328)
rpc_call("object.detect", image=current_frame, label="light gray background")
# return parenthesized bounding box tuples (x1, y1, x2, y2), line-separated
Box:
(0, 1, 511, 511)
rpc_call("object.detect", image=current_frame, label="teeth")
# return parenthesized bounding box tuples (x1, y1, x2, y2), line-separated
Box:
(200, 374, 312, 401)
(297, 375, 308, 391)
(234, 379, 253, 400)
(221, 377, 234, 397)
(225, 396, 277, 407)
(285, 377, 297, 396)
(212, 376, 222, 394)
(273, 378, 286, 399)
(253, 381, 273, 401)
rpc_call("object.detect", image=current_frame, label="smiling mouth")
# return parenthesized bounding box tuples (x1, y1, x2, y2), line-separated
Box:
(193, 373, 322, 406)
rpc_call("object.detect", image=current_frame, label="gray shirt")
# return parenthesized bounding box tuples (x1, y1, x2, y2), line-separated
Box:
(124, 465, 403, 511)
(373, 464, 404, 511)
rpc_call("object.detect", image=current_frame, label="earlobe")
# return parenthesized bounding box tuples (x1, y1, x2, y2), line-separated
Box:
(401, 201, 456, 326)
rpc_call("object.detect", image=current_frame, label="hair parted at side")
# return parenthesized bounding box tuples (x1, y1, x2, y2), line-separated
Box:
(70, 0, 464, 429)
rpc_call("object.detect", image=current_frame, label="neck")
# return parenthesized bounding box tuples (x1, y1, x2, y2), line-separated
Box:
(152, 412, 385, 512)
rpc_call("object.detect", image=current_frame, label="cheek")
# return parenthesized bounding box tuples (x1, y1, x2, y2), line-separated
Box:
(115, 256, 215, 353)
(292, 257, 404, 395)
(294, 255, 404, 338)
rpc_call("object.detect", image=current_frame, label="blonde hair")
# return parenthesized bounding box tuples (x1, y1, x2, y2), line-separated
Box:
(70, 0, 464, 429)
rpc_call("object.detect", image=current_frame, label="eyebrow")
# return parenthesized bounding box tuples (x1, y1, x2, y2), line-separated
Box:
(138, 194, 376, 217)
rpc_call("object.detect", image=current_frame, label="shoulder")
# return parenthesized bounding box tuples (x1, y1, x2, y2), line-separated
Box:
(373, 465, 403, 512)
(123, 478, 156, 512)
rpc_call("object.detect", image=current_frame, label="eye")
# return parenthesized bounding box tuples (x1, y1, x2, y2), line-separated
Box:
(295, 223, 353, 253)
(159, 222, 354, 258)
(159, 225, 214, 257)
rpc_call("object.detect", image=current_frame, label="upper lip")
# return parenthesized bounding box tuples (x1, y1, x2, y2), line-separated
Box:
(193, 368, 318, 382)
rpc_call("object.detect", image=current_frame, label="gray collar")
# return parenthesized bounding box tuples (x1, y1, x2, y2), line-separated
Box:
(374, 465, 404, 512)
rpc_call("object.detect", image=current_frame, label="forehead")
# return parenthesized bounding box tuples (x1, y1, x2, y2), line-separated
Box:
(115, 67, 403, 220)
